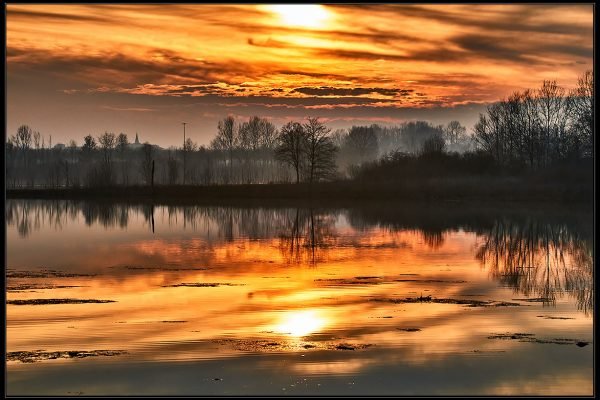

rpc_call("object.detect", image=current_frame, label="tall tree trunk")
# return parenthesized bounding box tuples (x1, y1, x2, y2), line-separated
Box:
(151, 160, 155, 188)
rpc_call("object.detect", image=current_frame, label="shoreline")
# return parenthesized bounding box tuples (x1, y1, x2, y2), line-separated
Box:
(6, 179, 593, 207)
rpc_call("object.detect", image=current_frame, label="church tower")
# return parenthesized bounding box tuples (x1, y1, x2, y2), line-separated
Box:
(135, 132, 140, 144)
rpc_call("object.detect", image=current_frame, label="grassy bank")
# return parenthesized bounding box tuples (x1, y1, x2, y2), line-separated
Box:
(6, 176, 593, 206)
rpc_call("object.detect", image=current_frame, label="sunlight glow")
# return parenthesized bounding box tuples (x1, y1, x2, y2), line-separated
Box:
(267, 5, 331, 28)
(274, 310, 326, 337)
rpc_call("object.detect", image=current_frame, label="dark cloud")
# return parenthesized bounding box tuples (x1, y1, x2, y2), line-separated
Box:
(272, 70, 362, 82)
(247, 37, 289, 48)
(452, 35, 531, 63)
(292, 87, 413, 97)
(7, 48, 270, 88)
(331, 4, 593, 36)
(310, 47, 469, 64)
(7, 9, 113, 23)
(452, 34, 592, 63)
(226, 21, 430, 46)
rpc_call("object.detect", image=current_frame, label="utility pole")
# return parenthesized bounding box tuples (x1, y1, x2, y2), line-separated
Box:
(182, 122, 187, 185)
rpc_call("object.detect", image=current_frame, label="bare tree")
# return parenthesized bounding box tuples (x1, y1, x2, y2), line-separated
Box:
(116, 133, 129, 152)
(303, 117, 338, 183)
(344, 125, 378, 165)
(474, 77, 586, 168)
(115, 133, 129, 185)
(67, 140, 78, 186)
(570, 70, 593, 158)
(537, 80, 571, 165)
(211, 116, 237, 182)
(275, 121, 307, 183)
(444, 121, 466, 145)
(15, 125, 33, 181)
(183, 137, 198, 183)
(420, 133, 446, 156)
(98, 132, 116, 162)
(82, 135, 96, 154)
(330, 128, 348, 148)
(97, 132, 116, 185)
(33, 130, 41, 150)
(184, 137, 198, 152)
(167, 151, 179, 185)
(260, 118, 278, 150)
(239, 116, 262, 151)
(15, 125, 32, 152)
(140, 143, 154, 185)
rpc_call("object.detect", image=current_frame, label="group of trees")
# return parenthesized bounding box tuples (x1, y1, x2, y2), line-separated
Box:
(209, 115, 285, 184)
(5, 70, 593, 188)
(474, 71, 593, 168)
(275, 117, 338, 183)
(6, 129, 163, 188)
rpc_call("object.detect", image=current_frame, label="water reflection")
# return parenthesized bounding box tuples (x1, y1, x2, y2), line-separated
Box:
(6, 200, 593, 395)
(6, 200, 593, 315)
(278, 208, 337, 266)
(274, 310, 328, 337)
(476, 218, 593, 315)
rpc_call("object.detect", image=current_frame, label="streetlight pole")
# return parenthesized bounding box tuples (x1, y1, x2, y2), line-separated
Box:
(182, 122, 187, 185)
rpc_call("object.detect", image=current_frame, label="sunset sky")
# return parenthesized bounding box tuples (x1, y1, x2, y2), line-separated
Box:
(6, 4, 593, 147)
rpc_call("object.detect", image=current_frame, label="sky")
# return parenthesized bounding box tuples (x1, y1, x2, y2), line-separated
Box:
(6, 4, 594, 148)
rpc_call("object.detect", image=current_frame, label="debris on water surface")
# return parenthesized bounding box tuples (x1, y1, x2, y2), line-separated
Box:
(162, 282, 244, 288)
(211, 339, 373, 353)
(512, 297, 553, 302)
(115, 265, 210, 271)
(335, 344, 356, 350)
(488, 332, 591, 346)
(370, 296, 521, 307)
(488, 333, 535, 340)
(314, 276, 466, 286)
(536, 315, 575, 320)
(7, 284, 87, 291)
(7, 350, 127, 363)
(6, 269, 95, 278)
(7, 298, 116, 305)
(332, 343, 373, 351)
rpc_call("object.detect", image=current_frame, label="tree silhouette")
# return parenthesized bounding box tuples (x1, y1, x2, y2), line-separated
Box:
(420, 133, 446, 156)
(344, 125, 378, 165)
(570, 70, 593, 158)
(116, 133, 129, 152)
(303, 117, 338, 183)
(211, 116, 237, 183)
(82, 135, 96, 154)
(140, 143, 154, 186)
(444, 121, 466, 145)
(275, 121, 307, 183)
(473, 73, 592, 169)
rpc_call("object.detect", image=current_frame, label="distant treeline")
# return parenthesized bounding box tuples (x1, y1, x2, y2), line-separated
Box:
(474, 71, 593, 168)
(5, 71, 592, 189)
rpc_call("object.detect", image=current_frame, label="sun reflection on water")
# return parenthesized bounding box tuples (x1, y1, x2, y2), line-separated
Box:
(274, 310, 327, 337)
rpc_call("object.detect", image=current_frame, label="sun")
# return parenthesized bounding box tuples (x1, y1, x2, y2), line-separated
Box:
(267, 5, 331, 29)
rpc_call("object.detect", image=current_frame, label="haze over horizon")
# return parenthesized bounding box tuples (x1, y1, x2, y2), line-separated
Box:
(7, 4, 593, 148)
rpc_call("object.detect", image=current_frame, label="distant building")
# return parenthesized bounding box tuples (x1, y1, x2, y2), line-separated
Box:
(53, 143, 66, 150)
(125, 133, 163, 151)
(128, 132, 144, 150)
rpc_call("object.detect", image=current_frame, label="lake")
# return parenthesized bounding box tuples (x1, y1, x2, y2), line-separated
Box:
(5, 199, 594, 395)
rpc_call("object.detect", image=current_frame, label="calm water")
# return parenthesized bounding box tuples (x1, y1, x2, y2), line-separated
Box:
(6, 200, 594, 395)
